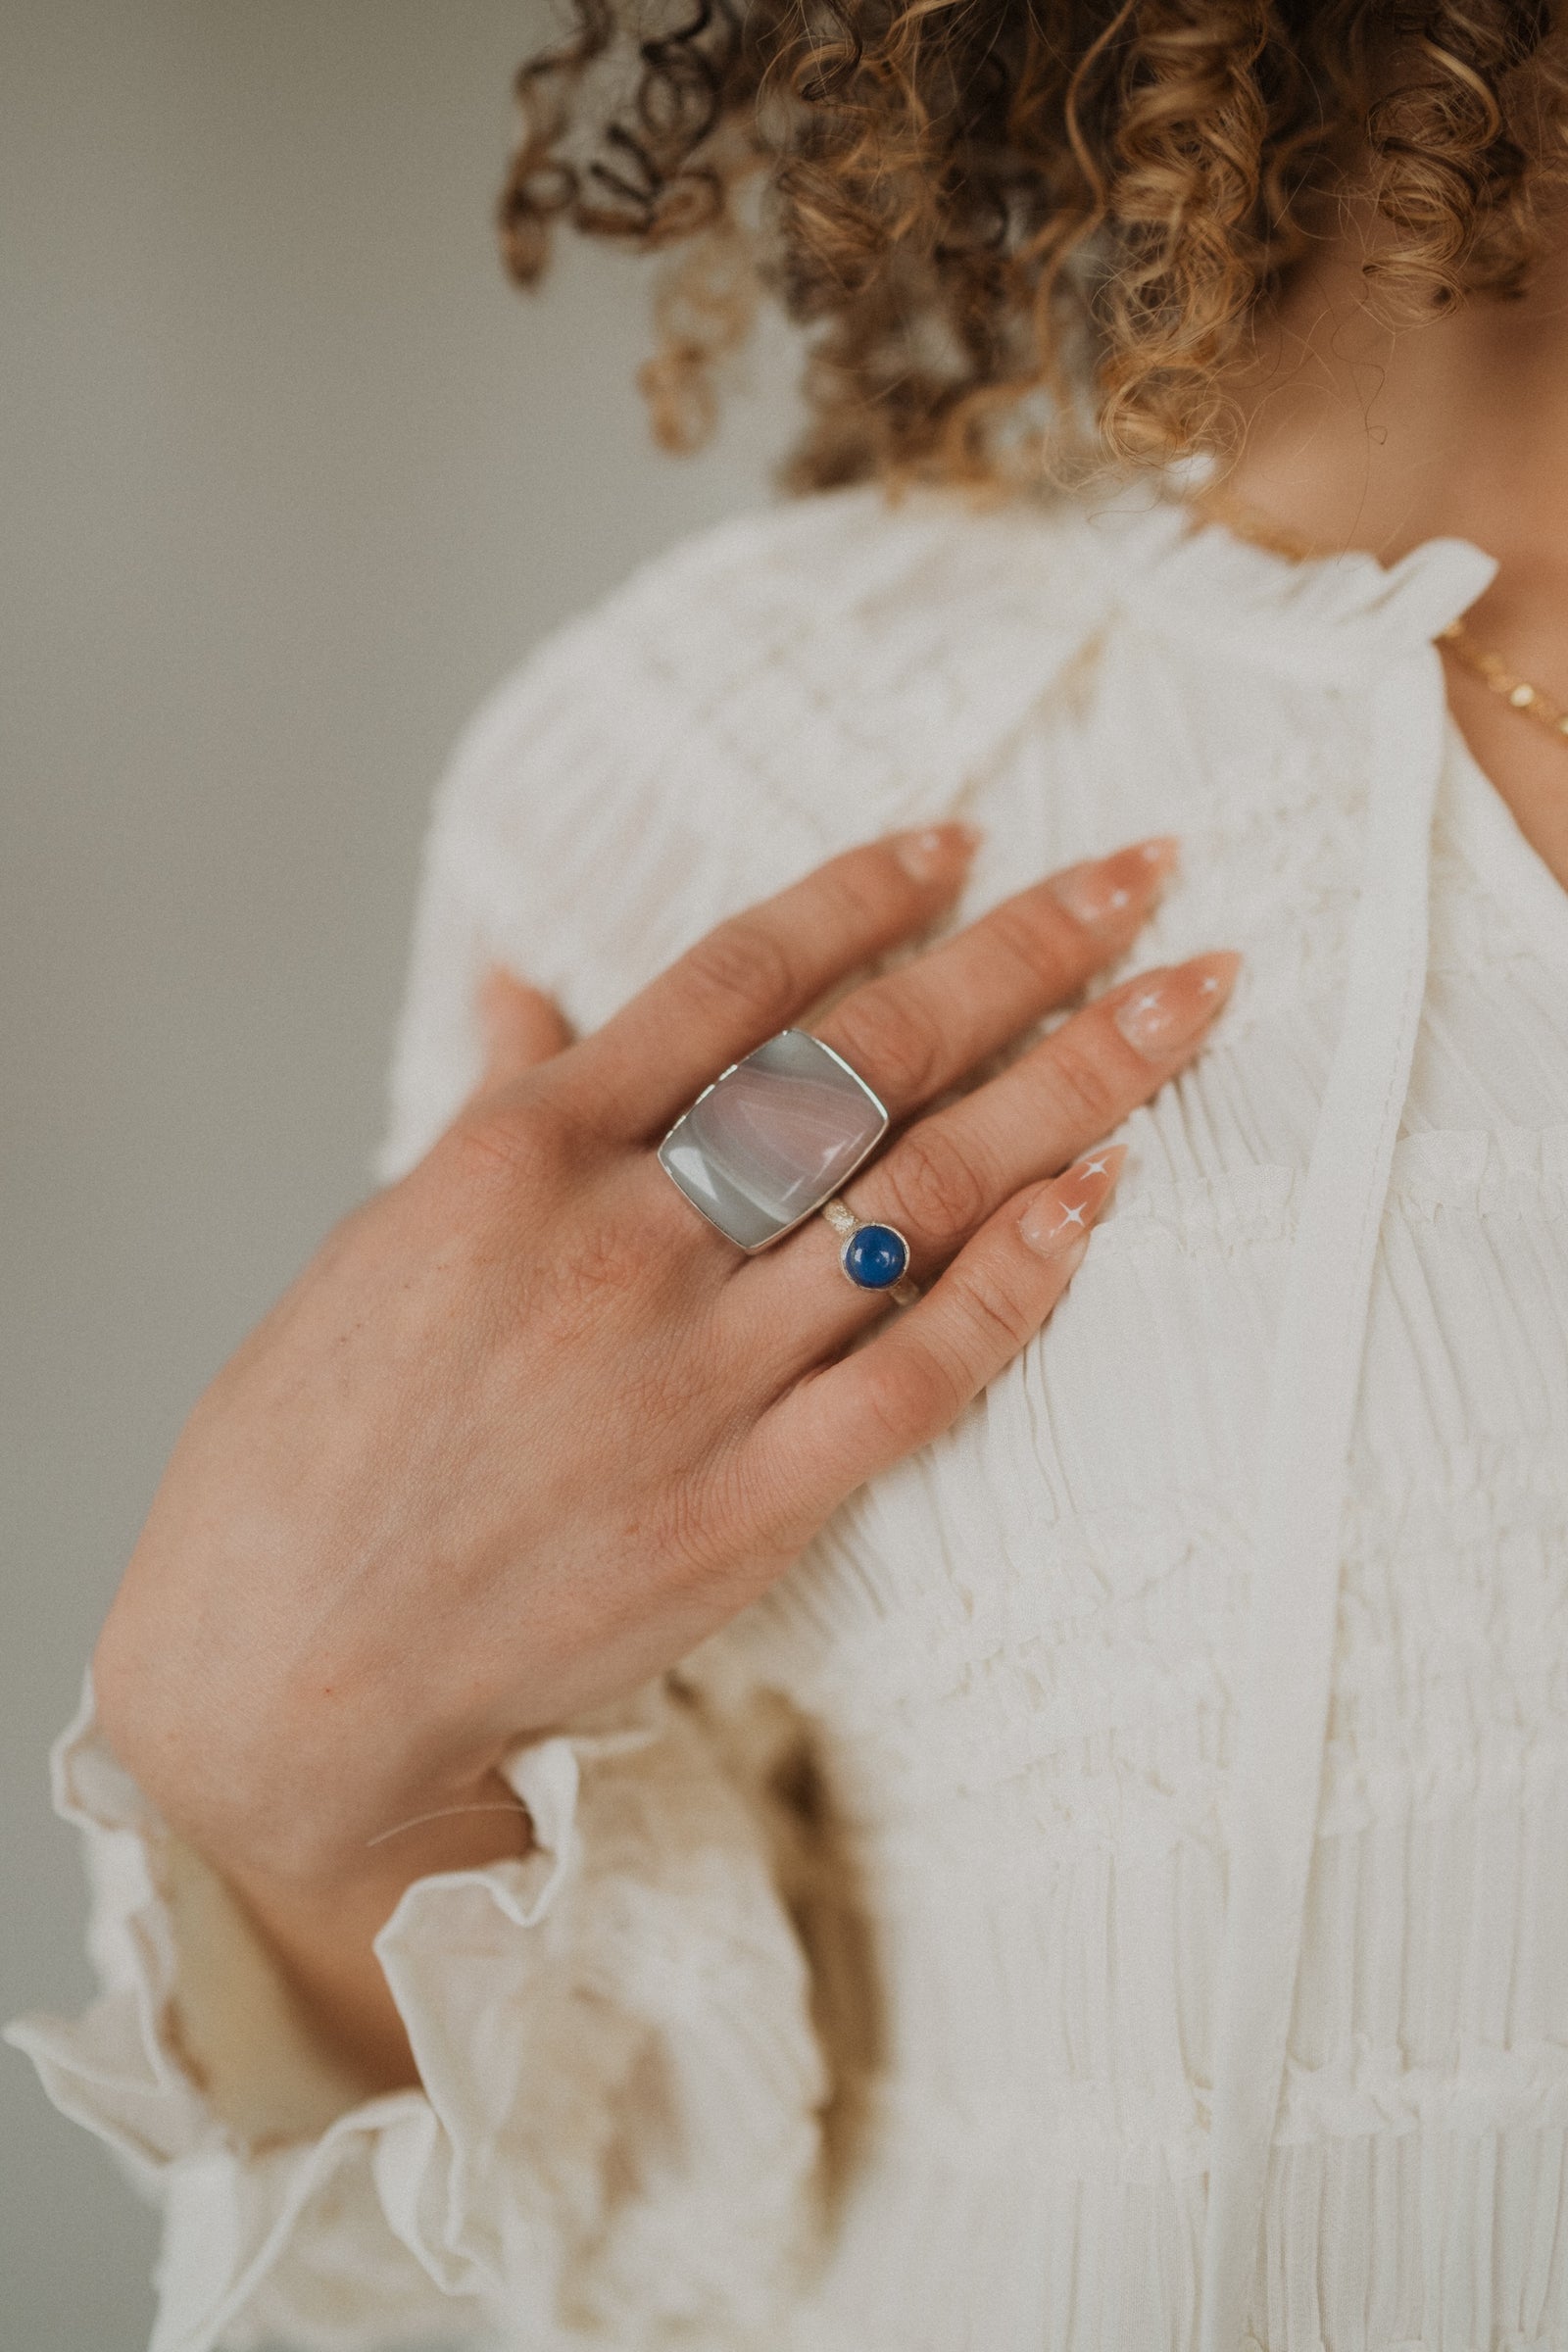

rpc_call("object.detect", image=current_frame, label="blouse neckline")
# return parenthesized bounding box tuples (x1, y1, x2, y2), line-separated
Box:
(1075, 488, 1568, 967)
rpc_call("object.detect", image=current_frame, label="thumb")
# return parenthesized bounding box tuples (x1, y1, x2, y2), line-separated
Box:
(472, 966, 573, 1097)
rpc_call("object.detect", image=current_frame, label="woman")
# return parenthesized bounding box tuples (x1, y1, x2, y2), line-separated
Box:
(12, 4, 1568, 2346)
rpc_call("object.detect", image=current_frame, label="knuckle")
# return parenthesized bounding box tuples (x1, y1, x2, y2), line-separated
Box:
(984, 896, 1076, 991)
(950, 1260, 1036, 1353)
(881, 1123, 987, 1246)
(814, 858, 891, 933)
(1044, 1029, 1127, 1135)
(680, 918, 797, 1028)
(828, 989, 941, 1103)
(530, 1214, 656, 1348)
(444, 1094, 567, 1196)
(858, 1344, 963, 1451)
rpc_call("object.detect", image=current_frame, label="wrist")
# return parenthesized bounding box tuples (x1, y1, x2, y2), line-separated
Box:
(196, 1764, 531, 2100)
(220, 1764, 533, 1920)
(94, 1602, 530, 2100)
(92, 1599, 525, 1900)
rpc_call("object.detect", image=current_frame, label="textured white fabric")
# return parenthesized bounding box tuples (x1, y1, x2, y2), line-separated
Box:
(13, 485, 1568, 2351)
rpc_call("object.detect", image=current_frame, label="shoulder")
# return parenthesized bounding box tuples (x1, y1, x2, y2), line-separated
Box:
(456, 480, 1092, 762)
(379, 488, 1104, 1179)
(422, 487, 1110, 1011)
(380, 484, 1485, 1177)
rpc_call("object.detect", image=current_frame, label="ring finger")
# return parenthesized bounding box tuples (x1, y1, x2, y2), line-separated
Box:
(738, 948, 1240, 1360)
(809, 835, 1179, 1120)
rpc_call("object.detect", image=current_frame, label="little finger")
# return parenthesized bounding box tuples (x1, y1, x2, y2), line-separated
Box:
(754, 1152, 1124, 1526)
(734, 949, 1237, 1365)
(855, 949, 1240, 1269)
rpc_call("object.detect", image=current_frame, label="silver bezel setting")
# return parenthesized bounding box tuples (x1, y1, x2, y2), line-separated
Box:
(658, 1029, 891, 1253)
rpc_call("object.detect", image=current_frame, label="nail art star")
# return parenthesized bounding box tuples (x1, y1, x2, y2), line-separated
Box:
(1200, 973, 1220, 994)
(1082, 1157, 1108, 1177)
(1134, 989, 1163, 1015)
(1109, 887, 1130, 909)
(1058, 1201, 1087, 1227)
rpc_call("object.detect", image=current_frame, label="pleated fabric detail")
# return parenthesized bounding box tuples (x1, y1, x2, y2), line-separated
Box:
(13, 486, 1568, 2350)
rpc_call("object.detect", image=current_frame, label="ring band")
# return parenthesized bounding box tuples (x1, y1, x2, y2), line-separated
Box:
(821, 1199, 919, 1305)
(658, 1028, 892, 1251)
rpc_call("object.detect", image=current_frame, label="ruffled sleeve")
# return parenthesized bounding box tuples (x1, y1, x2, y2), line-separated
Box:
(7, 1680, 826, 2352)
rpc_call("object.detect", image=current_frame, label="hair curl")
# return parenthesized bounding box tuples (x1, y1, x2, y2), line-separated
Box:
(498, 0, 1568, 488)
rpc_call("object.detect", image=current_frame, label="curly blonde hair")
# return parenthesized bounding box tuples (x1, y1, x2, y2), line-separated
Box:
(498, 0, 1568, 489)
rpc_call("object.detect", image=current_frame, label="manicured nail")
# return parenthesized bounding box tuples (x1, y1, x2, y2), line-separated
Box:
(1046, 837, 1179, 944)
(1112, 951, 1240, 1059)
(1056, 1233, 1091, 1281)
(1019, 1144, 1126, 1257)
(892, 822, 982, 883)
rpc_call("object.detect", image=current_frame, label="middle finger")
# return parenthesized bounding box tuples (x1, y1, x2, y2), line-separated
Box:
(810, 836, 1179, 1118)
(733, 947, 1240, 1364)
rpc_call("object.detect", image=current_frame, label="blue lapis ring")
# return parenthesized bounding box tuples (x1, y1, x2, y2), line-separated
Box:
(820, 1199, 919, 1305)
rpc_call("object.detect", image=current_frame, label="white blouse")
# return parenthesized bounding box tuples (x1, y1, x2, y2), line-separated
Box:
(13, 486, 1568, 2352)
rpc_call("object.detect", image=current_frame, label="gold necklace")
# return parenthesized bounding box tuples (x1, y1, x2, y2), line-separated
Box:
(1196, 492, 1568, 754)
(1437, 617, 1568, 747)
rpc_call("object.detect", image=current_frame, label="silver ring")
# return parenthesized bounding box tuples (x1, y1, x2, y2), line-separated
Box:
(820, 1198, 919, 1305)
(658, 1028, 891, 1252)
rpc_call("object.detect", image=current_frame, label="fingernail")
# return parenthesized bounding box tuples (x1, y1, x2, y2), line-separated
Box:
(1019, 1144, 1126, 1257)
(1046, 836, 1179, 945)
(892, 822, 983, 883)
(1112, 951, 1240, 1059)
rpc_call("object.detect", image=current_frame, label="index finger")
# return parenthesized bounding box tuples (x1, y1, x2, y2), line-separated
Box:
(565, 825, 979, 1137)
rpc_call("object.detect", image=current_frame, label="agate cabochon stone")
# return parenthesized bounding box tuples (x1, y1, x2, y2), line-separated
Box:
(659, 1029, 890, 1250)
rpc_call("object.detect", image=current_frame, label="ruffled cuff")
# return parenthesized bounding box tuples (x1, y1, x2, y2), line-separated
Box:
(7, 1677, 827, 2352)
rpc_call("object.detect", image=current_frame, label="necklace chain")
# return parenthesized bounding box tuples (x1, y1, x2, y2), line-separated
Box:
(1438, 617, 1568, 746)
(1196, 492, 1568, 756)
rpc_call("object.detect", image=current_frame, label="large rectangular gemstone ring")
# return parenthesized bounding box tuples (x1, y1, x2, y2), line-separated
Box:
(658, 1029, 891, 1251)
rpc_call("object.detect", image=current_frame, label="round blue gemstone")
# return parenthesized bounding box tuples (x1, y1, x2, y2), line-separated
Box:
(842, 1221, 909, 1291)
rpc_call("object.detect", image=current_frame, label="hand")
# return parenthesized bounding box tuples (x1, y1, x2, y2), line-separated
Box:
(93, 825, 1237, 2082)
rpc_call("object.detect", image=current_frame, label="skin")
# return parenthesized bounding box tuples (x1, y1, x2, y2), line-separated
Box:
(1223, 202, 1568, 889)
(95, 822, 1238, 2086)
(99, 173, 1568, 2107)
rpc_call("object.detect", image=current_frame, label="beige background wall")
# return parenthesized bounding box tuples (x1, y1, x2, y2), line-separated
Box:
(1, 5, 793, 2339)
